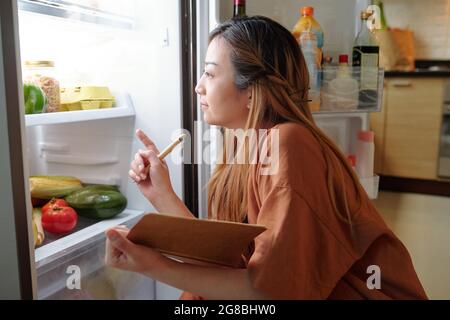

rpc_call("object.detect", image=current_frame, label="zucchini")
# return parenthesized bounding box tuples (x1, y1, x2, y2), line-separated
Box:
(65, 185, 127, 220)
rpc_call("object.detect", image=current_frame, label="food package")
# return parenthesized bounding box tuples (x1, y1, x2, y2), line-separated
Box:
(60, 86, 115, 111)
(375, 28, 416, 71)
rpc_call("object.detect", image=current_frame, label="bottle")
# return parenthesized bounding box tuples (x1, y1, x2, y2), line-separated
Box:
(352, 10, 380, 110)
(233, 0, 246, 17)
(299, 29, 321, 112)
(347, 155, 357, 172)
(373, 0, 389, 31)
(292, 6, 324, 65)
(355, 131, 375, 178)
(328, 54, 359, 110)
(23, 60, 61, 113)
(320, 56, 334, 110)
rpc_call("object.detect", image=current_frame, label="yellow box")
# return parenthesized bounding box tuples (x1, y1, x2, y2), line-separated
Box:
(60, 86, 115, 111)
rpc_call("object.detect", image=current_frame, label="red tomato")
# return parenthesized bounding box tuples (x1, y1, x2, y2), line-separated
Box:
(42, 206, 78, 234)
(42, 198, 69, 215)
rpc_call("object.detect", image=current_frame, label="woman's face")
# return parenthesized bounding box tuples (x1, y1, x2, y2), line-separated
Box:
(195, 37, 250, 129)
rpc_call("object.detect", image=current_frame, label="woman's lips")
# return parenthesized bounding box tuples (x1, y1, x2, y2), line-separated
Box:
(200, 101, 209, 109)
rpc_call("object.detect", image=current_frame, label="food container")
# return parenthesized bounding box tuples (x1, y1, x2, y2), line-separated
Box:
(24, 60, 61, 113)
(60, 86, 115, 111)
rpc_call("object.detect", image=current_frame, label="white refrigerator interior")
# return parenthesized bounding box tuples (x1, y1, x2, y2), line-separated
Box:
(18, 0, 184, 299)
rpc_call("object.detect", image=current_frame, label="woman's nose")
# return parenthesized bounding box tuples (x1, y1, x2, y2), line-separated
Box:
(195, 82, 204, 95)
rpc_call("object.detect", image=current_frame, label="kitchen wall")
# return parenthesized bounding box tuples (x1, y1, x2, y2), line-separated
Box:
(382, 0, 450, 60)
(217, 0, 370, 64)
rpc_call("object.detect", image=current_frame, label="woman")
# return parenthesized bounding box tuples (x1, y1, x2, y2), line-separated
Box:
(105, 16, 427, 300)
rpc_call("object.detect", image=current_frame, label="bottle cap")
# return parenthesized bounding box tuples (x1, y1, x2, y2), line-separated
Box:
(347, 155, 357, 167)
(301, 6, 314, 16)
(235, 0, 246, 5)
(358, 131, 375, 142)
(339, 55, 348, 64)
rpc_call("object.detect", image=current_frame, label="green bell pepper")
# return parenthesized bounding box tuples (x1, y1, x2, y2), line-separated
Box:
(24, 83, 47, 114)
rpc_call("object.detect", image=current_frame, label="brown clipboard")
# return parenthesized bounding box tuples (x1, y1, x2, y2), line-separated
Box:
(127, 213, 267, 268)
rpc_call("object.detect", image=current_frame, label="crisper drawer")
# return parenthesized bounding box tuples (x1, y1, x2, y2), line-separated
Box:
(35, 209, 155, 300)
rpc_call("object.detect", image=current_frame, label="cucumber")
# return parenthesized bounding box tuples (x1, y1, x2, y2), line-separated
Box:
(65, 185, 127, 220)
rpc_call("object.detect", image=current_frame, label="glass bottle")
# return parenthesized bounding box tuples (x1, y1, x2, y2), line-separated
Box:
(352, 10, 380, 109)
(233, 0, 246, 17)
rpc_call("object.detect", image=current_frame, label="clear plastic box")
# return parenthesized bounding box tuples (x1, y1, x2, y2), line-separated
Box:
(314, 67, 384, 114)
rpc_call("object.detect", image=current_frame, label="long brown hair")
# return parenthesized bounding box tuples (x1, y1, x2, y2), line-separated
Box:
(207, 16, 364, 226)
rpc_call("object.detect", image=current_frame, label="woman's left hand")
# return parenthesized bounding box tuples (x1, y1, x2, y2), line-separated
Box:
(105, 226, 166, 276)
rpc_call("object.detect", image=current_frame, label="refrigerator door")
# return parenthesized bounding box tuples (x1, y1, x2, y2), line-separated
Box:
(0, 0, 36, 299)
(2, 0, 188, 299)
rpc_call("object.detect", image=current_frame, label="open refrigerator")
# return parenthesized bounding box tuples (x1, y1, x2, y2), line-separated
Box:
(0, 0, 382, 300)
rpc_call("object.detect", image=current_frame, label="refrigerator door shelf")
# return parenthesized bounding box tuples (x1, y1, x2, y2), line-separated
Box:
(26, 94, 135, 127)
(35, 208, 144, 269)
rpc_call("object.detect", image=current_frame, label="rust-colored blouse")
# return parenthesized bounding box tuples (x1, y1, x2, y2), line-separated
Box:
(180, 122, 427, 300)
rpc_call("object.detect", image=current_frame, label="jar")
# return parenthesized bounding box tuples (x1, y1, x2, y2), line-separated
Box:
(24, 60, 61, 113)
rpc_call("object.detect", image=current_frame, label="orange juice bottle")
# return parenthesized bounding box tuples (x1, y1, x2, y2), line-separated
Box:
(292, 6, 324, 65)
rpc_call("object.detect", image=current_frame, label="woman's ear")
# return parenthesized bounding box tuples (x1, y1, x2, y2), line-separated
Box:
(247, 88, 252, 109)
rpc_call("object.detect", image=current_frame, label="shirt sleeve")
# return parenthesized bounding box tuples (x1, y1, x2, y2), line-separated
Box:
(246, 185, 357, 299)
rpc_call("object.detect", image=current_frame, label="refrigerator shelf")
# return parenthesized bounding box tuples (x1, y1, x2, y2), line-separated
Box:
(25, 94, 135, 127)
(35, 208, 144, 269)
(18, 0, 134, 30)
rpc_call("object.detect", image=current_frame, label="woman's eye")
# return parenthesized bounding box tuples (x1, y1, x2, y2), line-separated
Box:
(203, 70, 213, 78)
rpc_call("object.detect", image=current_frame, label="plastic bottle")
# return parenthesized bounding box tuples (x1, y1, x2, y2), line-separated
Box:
(292, 7, 324, 65)
(347, 155, 357, 172)
(320, 56, 335, 110)
(355, 131, 375, 178)
(328, 55, 359, 110)
(299, 29, 321, 112)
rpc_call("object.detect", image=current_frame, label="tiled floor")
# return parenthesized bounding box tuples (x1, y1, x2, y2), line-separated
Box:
(373, 191, 450, 299)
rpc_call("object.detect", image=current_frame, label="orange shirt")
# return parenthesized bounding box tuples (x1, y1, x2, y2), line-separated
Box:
(181, 122, 427, 300)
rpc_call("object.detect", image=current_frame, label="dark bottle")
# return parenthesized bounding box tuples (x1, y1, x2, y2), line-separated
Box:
(233, 0, 246, 17)
(352, 10, 380, 109)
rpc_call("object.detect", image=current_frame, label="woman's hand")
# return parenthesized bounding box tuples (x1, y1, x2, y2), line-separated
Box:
(105, 226, 166, 276)
(129, 129, 177, 211)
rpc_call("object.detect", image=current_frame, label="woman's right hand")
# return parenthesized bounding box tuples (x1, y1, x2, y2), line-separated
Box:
(129, 129, 176, 211)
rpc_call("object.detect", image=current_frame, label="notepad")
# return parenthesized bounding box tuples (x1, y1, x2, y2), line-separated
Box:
(127, 213, 267, 268)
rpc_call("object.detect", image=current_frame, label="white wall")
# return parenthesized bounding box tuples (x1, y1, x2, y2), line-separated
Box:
(382, 0, 450, 60)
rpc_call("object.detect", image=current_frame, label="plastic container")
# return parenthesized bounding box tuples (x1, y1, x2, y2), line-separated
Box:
(355, 130, 375, 178)
(328, 55, 359, 110)
(24, 60, 61, 113)
(292, 6, 324, 65)
(299, 29, 321, 112)
(60, 86, 115, 111)
(347, 154, 357, 172)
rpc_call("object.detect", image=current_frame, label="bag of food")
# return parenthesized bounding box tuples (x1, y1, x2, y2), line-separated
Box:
(375, 28, 415, 71)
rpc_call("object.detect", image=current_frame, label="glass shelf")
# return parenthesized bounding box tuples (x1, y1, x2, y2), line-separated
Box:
(18, 0, 135, 29)
(310, 67, 385, 114)
(25, 94, 135, 127)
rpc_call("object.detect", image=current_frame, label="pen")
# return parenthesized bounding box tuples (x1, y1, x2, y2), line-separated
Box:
(157, 134, 187, 160)
(139, 134, 187, 179)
